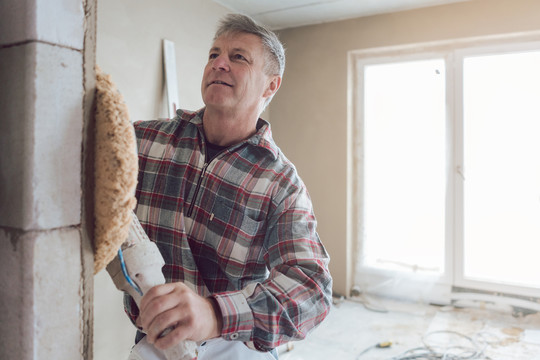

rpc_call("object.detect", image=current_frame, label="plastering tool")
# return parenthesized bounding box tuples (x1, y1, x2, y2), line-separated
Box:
(93, 67, 196, 360)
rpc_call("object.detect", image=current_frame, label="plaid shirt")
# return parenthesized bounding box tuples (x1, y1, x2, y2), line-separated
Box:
(126, 108, 332, 351)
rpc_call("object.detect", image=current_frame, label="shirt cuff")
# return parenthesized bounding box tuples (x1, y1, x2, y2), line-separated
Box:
(213, 290, 254, 343)
(123, 293, 140, 326)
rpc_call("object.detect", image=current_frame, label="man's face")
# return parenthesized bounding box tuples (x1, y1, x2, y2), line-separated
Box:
(201, 32, 277, 116)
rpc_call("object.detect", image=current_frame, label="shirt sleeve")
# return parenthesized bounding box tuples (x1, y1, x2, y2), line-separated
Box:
(123, 293, 140, 327)
(212, 181, 333, 351)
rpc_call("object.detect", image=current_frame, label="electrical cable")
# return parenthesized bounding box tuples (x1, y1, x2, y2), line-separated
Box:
(118, 248, 143, 296)
(357, 341, 392, 359)
(348, 292, 389, 313)
(387, 330, 495, 360)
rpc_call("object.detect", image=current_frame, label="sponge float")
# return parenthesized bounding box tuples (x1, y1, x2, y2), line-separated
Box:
(93, 67, 138, 274)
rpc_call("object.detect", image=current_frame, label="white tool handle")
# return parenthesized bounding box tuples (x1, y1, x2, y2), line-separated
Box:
(107, 213, 197, 360)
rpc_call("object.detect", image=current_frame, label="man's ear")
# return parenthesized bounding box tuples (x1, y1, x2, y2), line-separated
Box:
(263, 75, 282, 99)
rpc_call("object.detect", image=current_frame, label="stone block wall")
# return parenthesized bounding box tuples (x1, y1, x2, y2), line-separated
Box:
(0, 0, 95, 359)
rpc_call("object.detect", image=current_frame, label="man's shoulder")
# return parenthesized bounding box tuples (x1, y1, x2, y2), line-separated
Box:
(133, 109, 199, 138)
(275, 150, 302, 181)
(254, 142, 306, 194)
(175, 108, 200, 122)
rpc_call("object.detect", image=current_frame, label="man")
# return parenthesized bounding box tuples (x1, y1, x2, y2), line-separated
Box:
(127, 14, 332, 359)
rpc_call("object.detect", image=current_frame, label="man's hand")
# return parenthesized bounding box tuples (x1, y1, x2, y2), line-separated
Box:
(137, 282, 223, 350)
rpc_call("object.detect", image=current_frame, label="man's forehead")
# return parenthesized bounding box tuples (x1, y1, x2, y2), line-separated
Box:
(211, 32, 263, 52)
(210, 46, 250, 55)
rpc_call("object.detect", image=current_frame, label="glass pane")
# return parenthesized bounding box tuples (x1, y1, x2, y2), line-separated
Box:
(463, 50, 540, 288)
(363, 59, 446, 273)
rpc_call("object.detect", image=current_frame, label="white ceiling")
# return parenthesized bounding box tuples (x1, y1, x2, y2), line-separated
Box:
(212, 0, 469, 30)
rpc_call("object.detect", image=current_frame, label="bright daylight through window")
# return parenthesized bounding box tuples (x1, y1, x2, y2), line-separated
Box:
(463, 50, 540, 290)
(353, 42, 540, 301)
(363, 59, 446, 274)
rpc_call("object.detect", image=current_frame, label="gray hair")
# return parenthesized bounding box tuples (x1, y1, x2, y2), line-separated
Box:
(215, 14, 285, 78)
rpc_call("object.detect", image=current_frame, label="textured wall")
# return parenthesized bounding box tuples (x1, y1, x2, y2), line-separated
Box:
(0, 0, 95, 359)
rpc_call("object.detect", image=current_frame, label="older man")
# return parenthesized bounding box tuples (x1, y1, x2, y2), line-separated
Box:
(127, 14, 332, 359)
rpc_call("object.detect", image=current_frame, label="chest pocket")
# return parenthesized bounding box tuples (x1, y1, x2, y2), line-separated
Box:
(206, 196, 267, 277)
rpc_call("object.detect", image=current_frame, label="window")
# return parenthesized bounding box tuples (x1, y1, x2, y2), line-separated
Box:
(459, 47, 540, 294)
(363, 59, 446, 274)
(350, 39, 540, 302)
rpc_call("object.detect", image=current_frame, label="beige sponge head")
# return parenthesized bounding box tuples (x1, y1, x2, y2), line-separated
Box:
(93, 66, 138, 274)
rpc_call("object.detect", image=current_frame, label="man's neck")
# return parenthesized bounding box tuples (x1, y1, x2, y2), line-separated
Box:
(202, 107, 259, 147)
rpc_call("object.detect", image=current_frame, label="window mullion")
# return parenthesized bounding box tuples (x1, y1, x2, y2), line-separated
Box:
(453, 50, 466, 290)
(444, 51, 457, 291)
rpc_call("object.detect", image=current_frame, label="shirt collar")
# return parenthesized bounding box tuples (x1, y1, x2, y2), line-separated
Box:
(177, 108, 279, 161)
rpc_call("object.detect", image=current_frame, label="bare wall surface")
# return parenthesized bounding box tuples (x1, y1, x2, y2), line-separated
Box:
(96, 0, 229, 121)
(272, 0, 540, 297)
(94, 1, 229, 359)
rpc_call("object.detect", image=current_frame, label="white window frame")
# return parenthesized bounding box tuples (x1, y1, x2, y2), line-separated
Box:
(348, 31, 540, 303)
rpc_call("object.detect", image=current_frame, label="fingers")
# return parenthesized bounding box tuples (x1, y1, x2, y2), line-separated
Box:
(139, 283, 179, 312)
(137, 282, 222, 350)
(139, 284, 181, 325)
(146, 307, 186, 347)
(139, 283, 189, 342)
(152, 315, 193, 350)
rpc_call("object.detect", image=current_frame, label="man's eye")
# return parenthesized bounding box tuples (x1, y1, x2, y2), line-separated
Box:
(209, 53, 218, 60)
(233, 54, 247, 61)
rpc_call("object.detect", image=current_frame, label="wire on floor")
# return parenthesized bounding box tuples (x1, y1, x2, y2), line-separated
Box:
(348, 292, 389, 313)
(357, 341, 392, 359)
(387, 330, 495, 360)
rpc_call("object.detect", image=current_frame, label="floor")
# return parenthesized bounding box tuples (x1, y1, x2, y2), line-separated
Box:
(278, 295, 540, 360)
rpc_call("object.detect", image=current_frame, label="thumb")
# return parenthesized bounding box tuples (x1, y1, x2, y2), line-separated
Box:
(135, 316, 143, 330)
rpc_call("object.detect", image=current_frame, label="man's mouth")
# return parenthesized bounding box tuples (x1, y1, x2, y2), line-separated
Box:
(210, 80, 232, 87)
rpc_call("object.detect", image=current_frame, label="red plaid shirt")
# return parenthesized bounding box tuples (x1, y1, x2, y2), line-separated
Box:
(126, 109, 332, 351)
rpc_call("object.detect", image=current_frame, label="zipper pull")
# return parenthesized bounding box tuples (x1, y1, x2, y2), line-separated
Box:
(186, 161, 209, 218)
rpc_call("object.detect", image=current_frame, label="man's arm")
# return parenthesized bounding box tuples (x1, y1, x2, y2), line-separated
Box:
(130, 182, 332, 352)
(213, 183, 333, 351)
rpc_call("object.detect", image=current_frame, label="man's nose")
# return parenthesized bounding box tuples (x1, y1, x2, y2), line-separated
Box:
(212, 54, 230, 71)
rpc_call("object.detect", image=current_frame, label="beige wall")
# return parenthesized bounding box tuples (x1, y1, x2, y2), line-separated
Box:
(272, 0, 540, 297)
(94, 1, 229, 358)
(97, 0, 229, 121)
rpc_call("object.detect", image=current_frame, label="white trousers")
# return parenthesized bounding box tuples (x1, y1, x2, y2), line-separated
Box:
(128, 337, 277, 360)
(197, 338, 276, 360)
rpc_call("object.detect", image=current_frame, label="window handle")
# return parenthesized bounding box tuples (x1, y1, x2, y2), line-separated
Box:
(456, 165, 465, 180)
